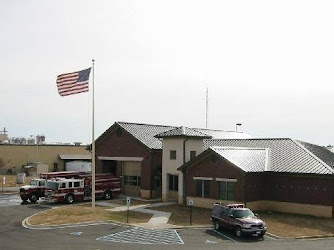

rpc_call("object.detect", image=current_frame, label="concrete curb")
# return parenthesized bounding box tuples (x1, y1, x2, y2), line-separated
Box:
(20, 200, 334, 240)
(265, 232, 334, 240)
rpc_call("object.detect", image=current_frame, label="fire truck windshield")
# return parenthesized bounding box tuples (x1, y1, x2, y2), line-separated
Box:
(30, 180, 39, 186)
(46, 181, 59, 190)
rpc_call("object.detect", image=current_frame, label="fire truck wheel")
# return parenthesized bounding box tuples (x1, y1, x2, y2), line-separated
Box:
(29, 194, 38, 203)
(103, 191, 112, 200)
(65, 194, 74, 204)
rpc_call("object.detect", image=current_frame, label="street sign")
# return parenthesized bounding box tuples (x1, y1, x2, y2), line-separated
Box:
(189, 199, 194, 225)
(126, 197, 131, 223)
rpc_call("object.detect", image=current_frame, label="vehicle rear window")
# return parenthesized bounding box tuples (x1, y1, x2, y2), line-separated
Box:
(232, 210, 255, 218)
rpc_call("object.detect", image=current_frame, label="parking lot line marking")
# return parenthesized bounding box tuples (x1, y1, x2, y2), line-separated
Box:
(97, 228, 184, 245)
(174, 229, 184, 244)
(264, 234, 277, 240)
(212, 229, 237, 243)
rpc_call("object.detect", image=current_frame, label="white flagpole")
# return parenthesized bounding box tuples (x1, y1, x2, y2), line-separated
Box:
(91, 59, 96, 209)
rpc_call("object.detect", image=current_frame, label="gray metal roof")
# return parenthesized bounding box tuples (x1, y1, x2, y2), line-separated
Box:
(211, 147, 268, 172)
(155, 126, 212, 138)
(195, 128, 252, 139)
(296, 140, 334, 168)
(118, 122, 175, 150)
(115, 122, 252, 150)
(204, 139, 334, 175)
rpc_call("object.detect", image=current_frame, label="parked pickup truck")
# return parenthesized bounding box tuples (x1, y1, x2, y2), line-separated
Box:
(211, 203, 267, 237)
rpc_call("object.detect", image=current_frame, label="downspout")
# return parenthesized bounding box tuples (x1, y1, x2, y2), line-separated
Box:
(150, 151, 153, 199)
(243, 173, 247, 207)
(183, 137, 189, 205)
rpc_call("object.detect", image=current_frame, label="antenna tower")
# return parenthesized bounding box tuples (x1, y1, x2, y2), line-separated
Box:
(205, 57, 208, 128)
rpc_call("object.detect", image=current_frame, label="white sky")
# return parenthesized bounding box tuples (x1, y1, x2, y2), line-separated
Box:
(1, 0, 333, 146)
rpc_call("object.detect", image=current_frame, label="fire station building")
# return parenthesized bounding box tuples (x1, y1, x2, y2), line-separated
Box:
(95, 121, 334, 218)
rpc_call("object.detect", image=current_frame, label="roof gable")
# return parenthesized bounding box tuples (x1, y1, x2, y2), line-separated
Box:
(155, 126, 212, 139)
(211, 147, 269, 172)
(118, 122, 176, 150)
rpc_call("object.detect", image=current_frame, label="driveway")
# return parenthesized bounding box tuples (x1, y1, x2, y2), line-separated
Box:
(0, 194, 333, 250)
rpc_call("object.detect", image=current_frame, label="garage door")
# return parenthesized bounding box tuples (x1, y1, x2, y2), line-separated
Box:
(123, 161, 141, 197)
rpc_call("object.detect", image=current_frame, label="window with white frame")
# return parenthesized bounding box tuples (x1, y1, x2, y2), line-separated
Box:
(195, 178, 212, 198)
(217, 179, 237, 201)
(124, 175, 141, 186)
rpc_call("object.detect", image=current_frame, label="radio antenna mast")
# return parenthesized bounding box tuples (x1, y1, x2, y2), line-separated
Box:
(205, 57, 209, 128)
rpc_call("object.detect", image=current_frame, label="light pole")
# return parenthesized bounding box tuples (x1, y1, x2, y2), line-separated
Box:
(236, 123, 242, 132)
(36, 135, 39, 164)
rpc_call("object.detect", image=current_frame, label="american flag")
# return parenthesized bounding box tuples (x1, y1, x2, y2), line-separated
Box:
(56, 68, 91, 96)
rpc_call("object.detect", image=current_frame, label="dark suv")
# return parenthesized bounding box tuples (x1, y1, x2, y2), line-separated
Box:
(211, 204, 267, 237)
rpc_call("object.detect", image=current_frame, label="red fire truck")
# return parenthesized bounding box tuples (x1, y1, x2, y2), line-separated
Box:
(44, 173, 121, 204)
(19, 171, 86, 202)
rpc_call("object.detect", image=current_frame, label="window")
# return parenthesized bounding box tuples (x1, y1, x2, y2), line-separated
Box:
(190, 151, 196, 160)
(169, 174, 178, 191)
(218, 181, 236, 201)
(74, 181, 80, 187)
(53, 163, 58, 172)
(124, 175, 141, 186)
(69, 182, 73, 188)
(60, 183, 66, 189)
(170, 150, 176, 160)
(196, 180, 210, 198)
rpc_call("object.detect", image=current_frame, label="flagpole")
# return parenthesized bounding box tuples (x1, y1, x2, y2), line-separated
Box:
(91, 59, 96, 210)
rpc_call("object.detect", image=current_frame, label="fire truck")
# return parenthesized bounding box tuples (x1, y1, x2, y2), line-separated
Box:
(19, 171, 86, 202)
(44, 174, 121, 204)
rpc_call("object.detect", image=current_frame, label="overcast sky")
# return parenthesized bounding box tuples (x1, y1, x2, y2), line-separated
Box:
(1, 0, 333, 146)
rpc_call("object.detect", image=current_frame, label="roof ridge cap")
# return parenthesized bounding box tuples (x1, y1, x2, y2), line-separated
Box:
(117, 121, 177, 128)
(210, 146, 268, 150)
(292, 139, 334, 174)
(206, 138, 292, 141)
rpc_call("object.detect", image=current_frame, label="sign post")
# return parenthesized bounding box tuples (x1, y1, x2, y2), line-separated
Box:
(189, 199, 194, 225)
(126, 197, 131, 223)
(2, 177, 5, 192)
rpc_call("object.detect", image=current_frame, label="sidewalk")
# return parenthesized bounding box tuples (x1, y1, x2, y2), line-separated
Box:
(104, 201, 178, 230)
(0, 186, 19, 194)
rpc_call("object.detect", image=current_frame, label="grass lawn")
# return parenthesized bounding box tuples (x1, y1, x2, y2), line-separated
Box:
(28, 204, 152, 226)
(257, 211, 334, 238)
(25, 201, 334, 238)
(151, 204, 212, 226)
(108, 199, 153, 207)
(151, 204, 334, 237)
(0, 174, 33, 188)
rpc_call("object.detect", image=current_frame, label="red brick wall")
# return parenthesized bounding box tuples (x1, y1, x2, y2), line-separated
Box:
(263, 174, 333, 206)
(95, 125, 162, 191)
(186, 152, 245, 201)
(185, 152, 333, 207)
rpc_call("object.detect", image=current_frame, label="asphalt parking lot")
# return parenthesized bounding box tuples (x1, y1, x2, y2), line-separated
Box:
(0, 194, 333, 250)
